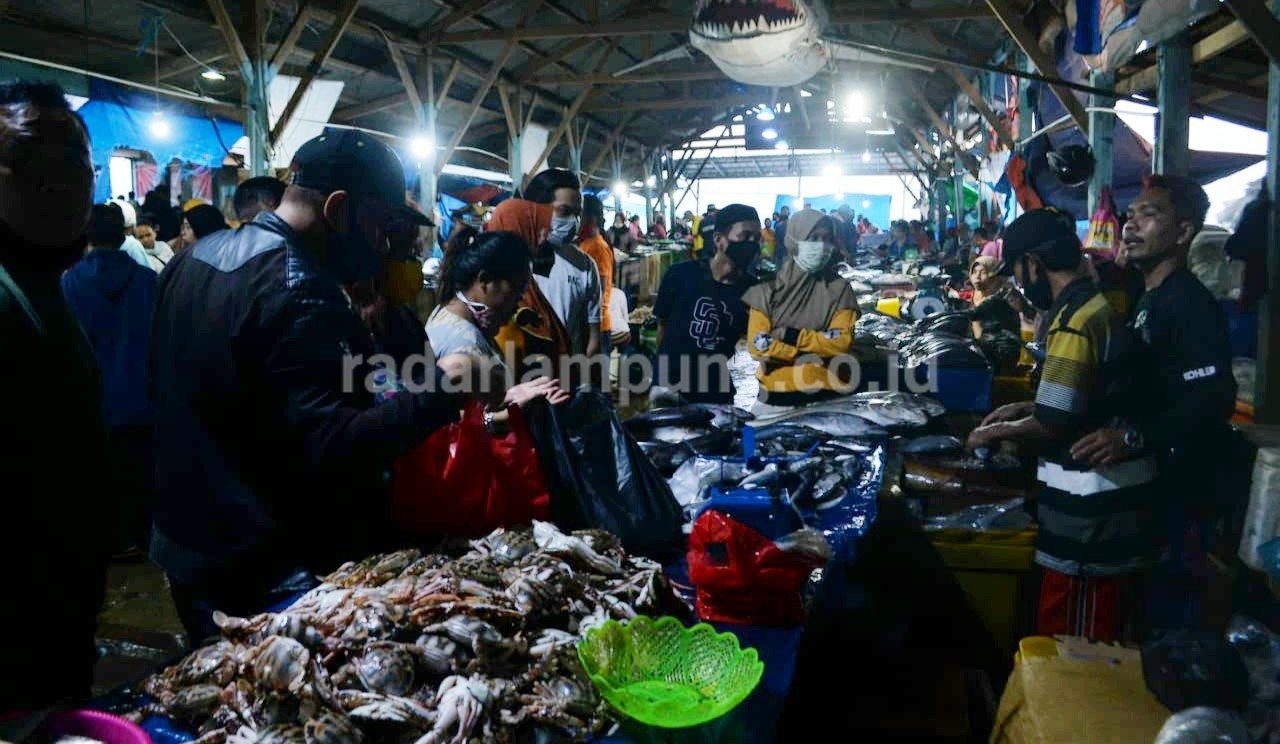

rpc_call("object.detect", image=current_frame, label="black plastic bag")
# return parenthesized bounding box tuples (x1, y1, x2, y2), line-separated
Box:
(526, 391, 685, 560)
(1142, 628, 1251, 713)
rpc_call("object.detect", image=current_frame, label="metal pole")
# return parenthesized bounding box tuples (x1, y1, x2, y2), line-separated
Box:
(1255, 0, 1280, 422)
(1087, 70, 1115, 215)
(1154, 32, 1192, 176)
(952, 99, 964, 232)
(418, 54, 437, 247)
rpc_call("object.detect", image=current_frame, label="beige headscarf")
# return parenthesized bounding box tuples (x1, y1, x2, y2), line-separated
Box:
(969, 255, 1011, 307)
(744, 209, 856, 331)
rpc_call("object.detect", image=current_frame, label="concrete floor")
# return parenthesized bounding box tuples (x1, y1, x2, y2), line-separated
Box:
(92, 559, 186, 697)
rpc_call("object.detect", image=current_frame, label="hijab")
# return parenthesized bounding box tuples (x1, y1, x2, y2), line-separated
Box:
(484, 199, 571, 371)
(969, 255, 1010, 307)
(744, 209, 856, 332)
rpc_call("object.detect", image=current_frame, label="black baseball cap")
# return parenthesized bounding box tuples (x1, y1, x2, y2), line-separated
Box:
(289, 128, 433, 226)
(996, 207, 1080, 276)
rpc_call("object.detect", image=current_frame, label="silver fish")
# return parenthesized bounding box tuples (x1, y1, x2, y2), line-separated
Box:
(760, 410, 887, 439)
(853, 391, 946, 418)
(902, 435, 964, 456)
(738, 463, 780, 487)
(649, 425, 712, 444)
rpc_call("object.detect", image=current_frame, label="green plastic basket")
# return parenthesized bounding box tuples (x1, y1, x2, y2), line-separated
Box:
(576, 615, 765, 729)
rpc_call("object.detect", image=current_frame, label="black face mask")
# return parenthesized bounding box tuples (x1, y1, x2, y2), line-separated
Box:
(1022, 259, 1054, 310)
(724, 239, 760, 270)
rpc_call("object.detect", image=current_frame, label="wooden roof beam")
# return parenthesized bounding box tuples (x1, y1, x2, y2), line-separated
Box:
(268, 6, 314, 73)
(1117, 20, 1253, 95)
(913, 26, 1015, 149)
(269, 0, 361, 144)
(528, 69, 725, 85)
(902, 78, 979, 178)
(1221, 0, 1280, 66)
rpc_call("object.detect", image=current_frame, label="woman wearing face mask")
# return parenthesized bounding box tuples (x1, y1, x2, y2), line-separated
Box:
(743, 208, 859, 413)
(427, 226, 569, 432)
(483, 199, 573, 381)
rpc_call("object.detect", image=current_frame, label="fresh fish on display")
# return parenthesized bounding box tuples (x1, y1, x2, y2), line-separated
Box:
(649, 425, 713, 444)
(898, 331, 991, 369)
(853, 391, 946, 419)
(914, 311, 972, 337)
(870, 273, 916, 287)
(820, 440, 874, 455)
(849, 280, 874, 294)
(769, 410, 888, 439)
(902, 435, 965, 456)
(739, 463, 781, 488)
(624, 406, 715, 432)
(811, 472, 847, 509)
(680, 403, 754, 429)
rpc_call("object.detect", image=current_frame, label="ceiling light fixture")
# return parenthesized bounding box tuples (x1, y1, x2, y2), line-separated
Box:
(757, 107, 775, 121)
(862, 149, 871, 163)
(775, 140, 789, 150)
(201, 69, 226, 81)
(410, 135, 434, 159)
(761, 127, 778, 140)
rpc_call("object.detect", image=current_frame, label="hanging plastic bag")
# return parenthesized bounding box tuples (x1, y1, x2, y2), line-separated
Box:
(1084, 186, 1120, 259)
(687, 509, 828, 627)
(525, 390, 685, 559)
(390, 401, 550, 538)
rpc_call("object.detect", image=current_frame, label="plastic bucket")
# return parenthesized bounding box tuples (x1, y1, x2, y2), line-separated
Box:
(1, 710, 151, 744)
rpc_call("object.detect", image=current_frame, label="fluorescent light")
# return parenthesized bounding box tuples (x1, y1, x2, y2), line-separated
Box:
(757, 107, 775, 121)
(775, 140, 789, 150)
(800, 89, 812, 98)
(410, 135, 434, 159)
(866, 128, 895, 135)
(761, 127, 778, 140)
(201, 69, 226, 81)
(149, 111, 170, 139)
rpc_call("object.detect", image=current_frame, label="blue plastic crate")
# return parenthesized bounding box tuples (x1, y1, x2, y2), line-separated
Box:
(903, 365, 992, 413)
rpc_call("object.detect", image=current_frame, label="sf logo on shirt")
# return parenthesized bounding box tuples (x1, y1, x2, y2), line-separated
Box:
(689, 297, 727, 351)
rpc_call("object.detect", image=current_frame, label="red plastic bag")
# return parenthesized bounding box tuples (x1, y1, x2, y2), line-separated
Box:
(391, 401, 550, 537)
(687, 510, 827, 627)
(1084, 187, 1120, 260)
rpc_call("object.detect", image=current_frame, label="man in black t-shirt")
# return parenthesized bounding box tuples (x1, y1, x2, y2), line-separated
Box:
(653, 204, 761, 403)
(1071, 174, 1238, 629)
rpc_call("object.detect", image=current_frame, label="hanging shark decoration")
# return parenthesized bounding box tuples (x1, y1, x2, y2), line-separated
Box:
(611, 0, 933, 86)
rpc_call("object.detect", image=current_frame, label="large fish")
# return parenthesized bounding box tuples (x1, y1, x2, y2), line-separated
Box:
(901, 435, 964, 456)
(766, 410, 887, 439)
(853, 391, 946, 419)
(648, 426, 713, 444)
(624, 407, 715, 432)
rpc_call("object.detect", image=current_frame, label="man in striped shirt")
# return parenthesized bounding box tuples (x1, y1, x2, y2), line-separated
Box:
(967, 208, 1157, 641)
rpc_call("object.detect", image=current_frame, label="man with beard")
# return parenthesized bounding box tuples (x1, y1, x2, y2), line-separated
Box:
(967, 208, 1158, 641)
(1071, 175, 1237, 629)
(0, 81, 112, 708)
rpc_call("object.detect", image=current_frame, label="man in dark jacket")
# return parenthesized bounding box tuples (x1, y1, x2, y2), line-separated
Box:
(62, 202, 158, 553)
(0, 81, 111, 709)
(150, 129, 482, 642)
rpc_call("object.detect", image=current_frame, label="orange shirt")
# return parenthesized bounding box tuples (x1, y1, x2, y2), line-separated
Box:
(578, 233, 614, 332)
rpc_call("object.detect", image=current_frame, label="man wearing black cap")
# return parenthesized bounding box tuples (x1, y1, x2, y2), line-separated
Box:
(653, 204, 760, 404)
(149, 129, 483, 642)
(966, 207, 1157, 641)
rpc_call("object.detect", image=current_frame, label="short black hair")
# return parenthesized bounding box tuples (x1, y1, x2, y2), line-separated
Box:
(712, 204, 760, 236)
(86, 203, 126, 248)
(0, 80, 86, 158)
(522, 168, 581, 204)
(629, 215, 640, 223)
(184, 204, 229, 239)
(973, 227, 991, 240)
(1142, 173, 1210, 231)
(233, 176, 286, 220)
(582, 194, 604, 223)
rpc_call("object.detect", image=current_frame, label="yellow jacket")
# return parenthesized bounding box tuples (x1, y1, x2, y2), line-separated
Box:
(692, 215, 704, 254)
(748, 307, 859, 398)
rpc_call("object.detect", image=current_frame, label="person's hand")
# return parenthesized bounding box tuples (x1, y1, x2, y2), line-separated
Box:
(1070, 427, 1136, 468)
(981, 400, 1034, 427)
(504, 376, 568, 409)
(965, 424, 1001, 451)
(769, 326, 790, 341)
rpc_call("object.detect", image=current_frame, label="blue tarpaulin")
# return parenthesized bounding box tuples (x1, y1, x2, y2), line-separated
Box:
(78, 80, 242, 203)
(772, 193, 893, 229)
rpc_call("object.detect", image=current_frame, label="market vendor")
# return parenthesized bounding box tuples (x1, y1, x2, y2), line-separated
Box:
(1070, 175, 1238, 629)
(652, 203, 760, 404)
(967, 255, 1023, 339)
(744, 208, 859, 413)
(485, 197, 573, 380)
(149, 129, 485, 643)
(965, 208, 1158, 642)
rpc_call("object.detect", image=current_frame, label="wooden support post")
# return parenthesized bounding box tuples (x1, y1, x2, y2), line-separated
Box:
(585, 114, 635, 177)
(985, 0, 1089, 134)
(1254, 0, 1280, 421)
(270, 0, 361, 145)
(1088, 70, 1115, 216)
(233, 0, 269, 175)
(884, 153, 921, 203)
(417, 52, 436, 245)
(207, 0, 249, 71)
(436, 60, 461, 108)
(903, 79, 979, 178)
(1154, 32, 1191, 176)
(915, 26, 1015, 149)
(436, 0, 545, 175)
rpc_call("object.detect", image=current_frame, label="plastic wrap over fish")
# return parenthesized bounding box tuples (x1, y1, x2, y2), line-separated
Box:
(898, 331, 992, 369)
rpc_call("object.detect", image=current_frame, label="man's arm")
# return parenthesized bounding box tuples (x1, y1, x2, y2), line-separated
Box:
(261, 297, 465, 472)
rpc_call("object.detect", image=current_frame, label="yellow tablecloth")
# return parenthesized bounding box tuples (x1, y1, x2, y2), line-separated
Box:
(991, 636, 1171, 744)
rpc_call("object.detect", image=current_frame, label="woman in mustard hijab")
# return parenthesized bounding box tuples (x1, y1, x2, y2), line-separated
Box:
(744, 208, 859, 413)
(485, 198, 572, 380)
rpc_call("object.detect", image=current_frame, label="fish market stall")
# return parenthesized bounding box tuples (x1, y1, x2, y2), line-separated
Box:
(614, 244, 686, 304)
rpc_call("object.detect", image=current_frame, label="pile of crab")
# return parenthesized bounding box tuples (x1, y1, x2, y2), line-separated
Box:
(129, 521, 687, 744)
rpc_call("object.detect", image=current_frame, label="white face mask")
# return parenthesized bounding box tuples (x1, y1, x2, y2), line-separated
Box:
(794, 240, 833, 273)
(548, 215, 579, 246)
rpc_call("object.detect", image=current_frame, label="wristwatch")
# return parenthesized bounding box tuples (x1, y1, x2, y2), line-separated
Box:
(1122, 425, 1144, 451)
(483, 409, 497, 434)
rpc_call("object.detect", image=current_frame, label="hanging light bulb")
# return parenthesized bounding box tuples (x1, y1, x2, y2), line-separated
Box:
(201, 69, 227, 81)
(861, 149, 871, 163)
(775, 140, 789, 150)
(757, 107, 775, 121)
(761, 127, 778, 140)
(410, 134, 435, 160)
(612, 180, 628, 198)
(646, 175, 657, 187)
(150, 111, 170, 139)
